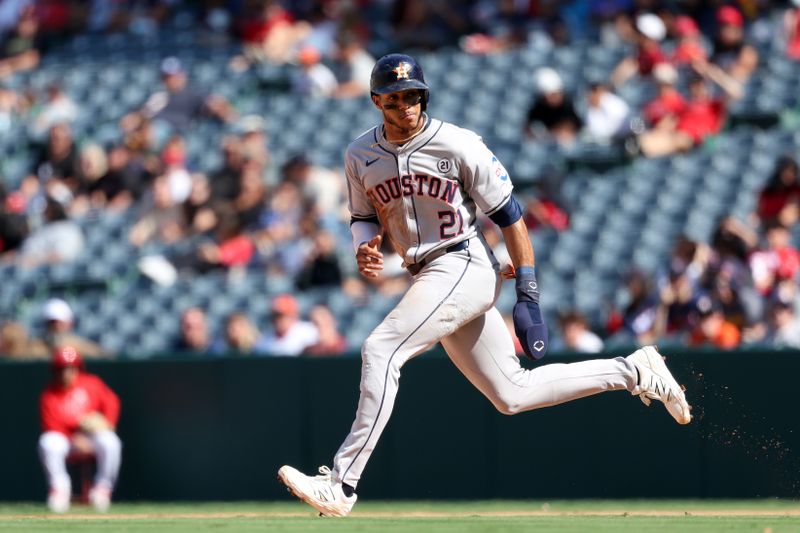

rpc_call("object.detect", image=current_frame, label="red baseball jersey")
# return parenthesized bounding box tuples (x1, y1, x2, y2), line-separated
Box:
(39, 373, 120, 437)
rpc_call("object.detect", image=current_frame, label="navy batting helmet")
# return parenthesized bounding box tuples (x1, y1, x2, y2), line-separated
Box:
(370, 54, 429, 108)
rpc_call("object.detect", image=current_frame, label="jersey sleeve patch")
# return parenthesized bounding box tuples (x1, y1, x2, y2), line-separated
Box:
(492, 156, 509, 182)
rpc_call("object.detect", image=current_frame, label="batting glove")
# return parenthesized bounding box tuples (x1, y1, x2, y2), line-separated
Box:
(512, 266, 548, 359)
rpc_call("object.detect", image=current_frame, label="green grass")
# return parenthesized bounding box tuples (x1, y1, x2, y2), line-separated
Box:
(1, 500, 799, 532)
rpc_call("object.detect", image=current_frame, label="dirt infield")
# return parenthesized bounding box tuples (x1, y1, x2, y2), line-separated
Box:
(8, 509, 800, 520)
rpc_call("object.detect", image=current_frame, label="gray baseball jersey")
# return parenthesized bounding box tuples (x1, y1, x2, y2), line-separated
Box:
(345, 115, 513, 266)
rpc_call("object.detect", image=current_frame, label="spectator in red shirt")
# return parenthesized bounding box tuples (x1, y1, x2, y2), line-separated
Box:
(637, 60, 742, 158)
(234, 0, 310, 66)
(157, 205, 255, 276)
(194, 208, 255, 272)
(757, 156, 800, 227)
(642, 63, 687, 127)
(750, 221, 800, 295)
(523, 196, 569, 232)
(38, 347, 121, 513)
(33, 0, 71, 35)
(674, 74, 728, 145)
(239, 0, 294, 45)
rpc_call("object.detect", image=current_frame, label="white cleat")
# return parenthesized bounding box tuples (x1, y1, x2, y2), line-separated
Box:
(627, 345, 692, 425)
(47, 488, 70, 514)
(278, 465, 357, 517)
(88, 485, 112, 513)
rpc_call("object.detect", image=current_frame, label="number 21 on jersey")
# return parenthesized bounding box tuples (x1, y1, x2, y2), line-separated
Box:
(438, 210, 464, 239)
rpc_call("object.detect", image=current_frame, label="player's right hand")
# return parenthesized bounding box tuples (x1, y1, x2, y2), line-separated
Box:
(357, 235, 384, 278)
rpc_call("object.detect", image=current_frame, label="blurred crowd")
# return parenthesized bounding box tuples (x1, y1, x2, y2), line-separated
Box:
(523, 4, 761, 157)
(548, 154, 800, 355)
(0, 1, 794, 71)
(0, 293, 347, 358)
(2, 0, 800, 359)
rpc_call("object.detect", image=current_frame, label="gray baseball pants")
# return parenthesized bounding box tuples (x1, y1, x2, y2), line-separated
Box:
(332, 237, 638, 487)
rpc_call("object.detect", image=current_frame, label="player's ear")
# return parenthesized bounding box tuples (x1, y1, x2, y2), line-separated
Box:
(371, 94, 382, 110)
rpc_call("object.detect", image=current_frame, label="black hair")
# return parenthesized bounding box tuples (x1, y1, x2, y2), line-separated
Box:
(763, 155, 800, 194)
(44, 197, 67, 222)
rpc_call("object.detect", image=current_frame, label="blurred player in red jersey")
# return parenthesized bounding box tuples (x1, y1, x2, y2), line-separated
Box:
(38, 347, 121, 513)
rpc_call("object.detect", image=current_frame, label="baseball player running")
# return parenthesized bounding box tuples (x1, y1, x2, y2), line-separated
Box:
(278, 53, 691, 517)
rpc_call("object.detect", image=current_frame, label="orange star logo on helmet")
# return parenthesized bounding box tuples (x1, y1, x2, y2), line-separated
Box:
(393, 62, 412, 80)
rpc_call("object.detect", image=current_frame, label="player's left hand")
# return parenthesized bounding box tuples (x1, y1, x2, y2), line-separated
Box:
(512, 266, 548, 359)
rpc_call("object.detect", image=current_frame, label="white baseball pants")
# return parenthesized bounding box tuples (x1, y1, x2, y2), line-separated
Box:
(332, 237, 638, 487)
(38, 430, 122, 493)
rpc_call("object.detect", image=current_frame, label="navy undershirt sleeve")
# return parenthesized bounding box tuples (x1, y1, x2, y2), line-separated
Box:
(488, 196, 523, 228)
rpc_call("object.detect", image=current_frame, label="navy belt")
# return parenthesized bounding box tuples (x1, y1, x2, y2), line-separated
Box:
(407, 240, 469, 276)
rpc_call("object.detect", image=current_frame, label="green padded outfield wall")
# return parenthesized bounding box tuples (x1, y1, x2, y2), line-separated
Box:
(1, 347, 798, 501)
